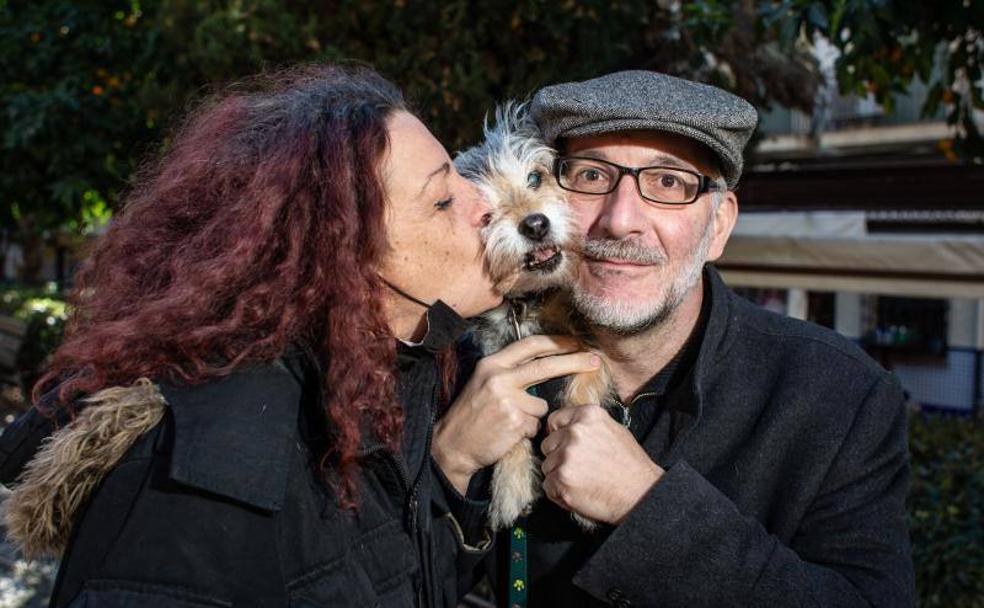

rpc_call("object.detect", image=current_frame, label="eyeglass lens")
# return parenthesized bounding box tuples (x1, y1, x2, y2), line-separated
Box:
(558, 158, 701, 204)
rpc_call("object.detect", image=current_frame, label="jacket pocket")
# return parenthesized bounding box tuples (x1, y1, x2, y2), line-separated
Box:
(66, 579, 232, 607)
(289, 519, 418, 608)
(289, 561, 417, 608)
(288, 557, 378, 607)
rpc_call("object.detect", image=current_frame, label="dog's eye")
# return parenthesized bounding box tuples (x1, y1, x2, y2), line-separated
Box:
(527, 171, 542, 190)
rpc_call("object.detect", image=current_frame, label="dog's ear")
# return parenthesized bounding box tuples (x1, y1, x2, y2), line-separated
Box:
(452, 144, 483, 180)
(454, 99, 548, 180)
(453, 101, 524, 179)
(493, 101, 547, 141)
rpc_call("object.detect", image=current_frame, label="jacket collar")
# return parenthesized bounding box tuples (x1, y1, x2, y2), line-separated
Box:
(158, 356, 306, 513)
(695, 263, 739, 387)
(397, 300, 470, 356)
(651, 264, 736, 465)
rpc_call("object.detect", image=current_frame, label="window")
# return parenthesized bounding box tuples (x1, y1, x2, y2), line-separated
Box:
(862, 296, 948, 363)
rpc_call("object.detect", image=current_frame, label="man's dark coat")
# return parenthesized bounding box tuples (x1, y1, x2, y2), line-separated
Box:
(484, 266, 914, 607)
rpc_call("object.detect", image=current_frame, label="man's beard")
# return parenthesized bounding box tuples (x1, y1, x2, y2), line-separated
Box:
(572, 221, 713, 336)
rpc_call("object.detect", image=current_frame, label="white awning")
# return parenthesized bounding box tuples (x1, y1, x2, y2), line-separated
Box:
(718, 234, 984, 299)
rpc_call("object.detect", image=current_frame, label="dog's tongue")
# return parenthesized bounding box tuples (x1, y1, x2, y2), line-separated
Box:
(532, 246, 557, 263)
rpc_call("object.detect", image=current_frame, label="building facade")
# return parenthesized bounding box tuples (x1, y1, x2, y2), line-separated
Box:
(720, 72, 983, 415)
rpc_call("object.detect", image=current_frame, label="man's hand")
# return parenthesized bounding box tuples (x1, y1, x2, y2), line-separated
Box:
(431, 335, 600, 495)
(540, 404, 664, 524)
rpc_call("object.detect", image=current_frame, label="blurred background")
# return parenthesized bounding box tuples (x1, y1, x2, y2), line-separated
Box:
(1, 1, 981, 606)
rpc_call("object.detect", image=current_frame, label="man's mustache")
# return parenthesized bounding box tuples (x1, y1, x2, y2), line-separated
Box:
(582, 238, 667, 265)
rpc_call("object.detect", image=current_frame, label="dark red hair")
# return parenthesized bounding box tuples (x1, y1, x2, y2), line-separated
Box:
(36, 64, 408, 506)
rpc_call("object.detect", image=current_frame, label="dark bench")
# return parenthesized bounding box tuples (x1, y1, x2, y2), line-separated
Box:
(0, 315, 27, 388)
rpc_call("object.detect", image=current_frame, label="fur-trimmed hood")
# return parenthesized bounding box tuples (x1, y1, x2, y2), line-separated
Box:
(1, 380, 166, 559)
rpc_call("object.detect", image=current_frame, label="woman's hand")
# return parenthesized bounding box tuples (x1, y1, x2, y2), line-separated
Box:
(431, 335, 600, 494)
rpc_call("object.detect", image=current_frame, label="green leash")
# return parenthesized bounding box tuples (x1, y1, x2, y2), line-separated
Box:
(507, 522, 528, 608)
(506, 382, 539, 608)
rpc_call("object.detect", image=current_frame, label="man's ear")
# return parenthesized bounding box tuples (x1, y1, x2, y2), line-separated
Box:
(706, 191, 738, 262)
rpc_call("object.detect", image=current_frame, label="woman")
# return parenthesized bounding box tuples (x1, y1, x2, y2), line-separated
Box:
(0, 65, 596, 607)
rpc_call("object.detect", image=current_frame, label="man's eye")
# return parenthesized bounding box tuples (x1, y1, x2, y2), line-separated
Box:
(659, 174, 678, 188)
(579, 169, 602, 181)
(435, 196, 454, 210)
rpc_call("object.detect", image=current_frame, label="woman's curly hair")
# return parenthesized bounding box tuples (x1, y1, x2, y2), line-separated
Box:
(35, 64, 408, 507)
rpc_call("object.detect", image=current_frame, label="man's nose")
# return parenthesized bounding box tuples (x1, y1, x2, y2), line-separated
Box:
(597, 174, 647, 238)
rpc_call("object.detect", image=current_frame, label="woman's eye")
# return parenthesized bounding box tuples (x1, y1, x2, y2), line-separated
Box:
(435, 196, 454, 211)
(527, 171, 542, 190)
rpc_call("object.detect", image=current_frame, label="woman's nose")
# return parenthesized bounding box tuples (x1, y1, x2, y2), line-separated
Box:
(469, 184, 492, 227)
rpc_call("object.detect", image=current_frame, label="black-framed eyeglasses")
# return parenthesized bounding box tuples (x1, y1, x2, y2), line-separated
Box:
(554, 156, 722, 205)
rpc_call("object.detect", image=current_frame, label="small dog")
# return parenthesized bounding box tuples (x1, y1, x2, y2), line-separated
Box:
(455, 104, 615, 531)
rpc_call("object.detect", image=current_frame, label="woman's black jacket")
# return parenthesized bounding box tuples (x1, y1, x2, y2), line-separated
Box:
(0, 334, 491, 606)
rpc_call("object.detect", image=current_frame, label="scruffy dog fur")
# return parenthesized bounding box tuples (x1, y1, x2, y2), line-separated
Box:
(455, 105, 615, 531)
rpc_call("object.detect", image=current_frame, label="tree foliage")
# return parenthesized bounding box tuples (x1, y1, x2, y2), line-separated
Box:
(1, 1, 157, 280)
(0, 2, 166, 222)
(1, 0, 981, 283)
(764, 0, 984, 158)
(128, 0, 823, 151)
(908, 413, 984, 608)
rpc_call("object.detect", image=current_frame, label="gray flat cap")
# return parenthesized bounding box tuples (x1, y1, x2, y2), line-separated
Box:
(530, 70, 757, 189)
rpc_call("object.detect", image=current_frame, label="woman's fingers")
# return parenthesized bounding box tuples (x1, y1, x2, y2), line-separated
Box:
(510, 395, 548, 418)
(436, 336, 598, 474)
(510, 351, 600, 389)
(487, 335, 581, 368)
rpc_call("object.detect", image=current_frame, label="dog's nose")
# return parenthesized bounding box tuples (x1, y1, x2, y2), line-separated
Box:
(519, 213, 550, 241)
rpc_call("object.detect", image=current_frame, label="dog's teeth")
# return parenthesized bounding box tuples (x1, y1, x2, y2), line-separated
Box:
(522, 246, 563, 272)
(531, 247, 559, 264)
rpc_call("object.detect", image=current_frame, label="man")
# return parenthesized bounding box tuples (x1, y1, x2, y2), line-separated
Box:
(486, 70, 914, 607)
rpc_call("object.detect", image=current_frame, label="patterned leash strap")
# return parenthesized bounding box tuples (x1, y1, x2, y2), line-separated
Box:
(507, 521, 528, 608)
(507, 382, 539, 608)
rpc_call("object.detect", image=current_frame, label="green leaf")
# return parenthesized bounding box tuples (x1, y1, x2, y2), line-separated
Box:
(923, 82, 944, 117)
(806, 2, 828, 31)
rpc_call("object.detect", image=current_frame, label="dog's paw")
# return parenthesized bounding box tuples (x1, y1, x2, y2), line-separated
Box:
(489, 491, 528, 530)
(489, 440, 541, 529)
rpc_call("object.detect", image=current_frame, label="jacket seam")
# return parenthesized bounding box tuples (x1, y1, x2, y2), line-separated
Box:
(270, 446, 290, 601)
(730, 313, 886, 377)
(807, 373, 888, 505)
(50, 430, 162, 603)
(372, 562, 419, 594)
(81, 577, 233, 607)
(91, 452, 159, 575)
